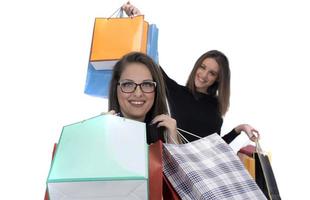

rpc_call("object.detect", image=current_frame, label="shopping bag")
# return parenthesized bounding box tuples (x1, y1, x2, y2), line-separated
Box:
(149, 140, 181, 200)
(237, 145, 256, 179)
(84, 14, 159, 98)
(46, 141, 161, 200)
(255, 142, 281, 200)
(46, 115, 148, 200)
(44, 143, 57, 200)
(90, 15, 146, 70)
(149, 140, 163, 200)
(147, 24, 159, 64)
(163, 174, 181, 200)
(84, 63, 113, 98)
(163, 133, 267, 200)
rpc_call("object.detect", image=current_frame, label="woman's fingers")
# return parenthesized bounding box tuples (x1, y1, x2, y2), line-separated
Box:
(121, 2, 141, 16)
(248, 130, 260, 142)
(101, 110, 117, 115)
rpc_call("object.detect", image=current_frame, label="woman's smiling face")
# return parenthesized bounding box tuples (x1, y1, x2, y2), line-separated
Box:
(117, 62, 155, 122)
(194, 58, 219, 94)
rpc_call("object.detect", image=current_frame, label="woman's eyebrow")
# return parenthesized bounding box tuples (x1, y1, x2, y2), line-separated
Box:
(119, 79, 134, 82)
(142, 79, 154, 82)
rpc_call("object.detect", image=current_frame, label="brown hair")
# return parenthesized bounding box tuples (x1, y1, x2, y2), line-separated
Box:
(186, 50, 230, 116)
(108, 52, 168, 124)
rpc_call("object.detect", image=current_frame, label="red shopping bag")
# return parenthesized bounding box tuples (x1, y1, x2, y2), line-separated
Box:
(44, 143, 57, 200)
(163, 174, 181, 200)
(149, 140, 163, 200)
(149, 139, 181, 200)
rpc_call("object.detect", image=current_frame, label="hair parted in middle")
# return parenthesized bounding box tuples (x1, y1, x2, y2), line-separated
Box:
(108, 51, 168, 124)
(186, 50, 231, 116)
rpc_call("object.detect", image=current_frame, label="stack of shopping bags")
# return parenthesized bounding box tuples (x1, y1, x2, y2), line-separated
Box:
(84, 9, 159, 98)
(238, 143, 281, 200)
(46, 115, 149, 199)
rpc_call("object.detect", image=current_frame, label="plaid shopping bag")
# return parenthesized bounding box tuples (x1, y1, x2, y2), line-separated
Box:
(163, 133, 267, 200)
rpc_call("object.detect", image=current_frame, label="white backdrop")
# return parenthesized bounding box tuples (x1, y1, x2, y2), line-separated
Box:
(0, 0, 309, 199)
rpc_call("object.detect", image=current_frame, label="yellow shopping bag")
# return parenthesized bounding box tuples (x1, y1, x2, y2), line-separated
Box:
(238, 148, 256, 179)
(90, 15, 148, 70)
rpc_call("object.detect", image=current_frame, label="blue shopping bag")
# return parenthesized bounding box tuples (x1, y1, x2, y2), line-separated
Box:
(84, 63, 113, 98)
(147, 24, 159, 64)
(84, 24, 159, 98)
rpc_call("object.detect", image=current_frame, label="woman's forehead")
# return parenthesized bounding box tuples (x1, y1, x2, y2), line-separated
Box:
(120, 63, 153, 81)
(202, 58, 220, 72)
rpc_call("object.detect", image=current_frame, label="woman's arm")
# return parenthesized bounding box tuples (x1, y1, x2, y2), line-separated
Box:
(222, 124, 259, 143)
(234, 124, 260, 141)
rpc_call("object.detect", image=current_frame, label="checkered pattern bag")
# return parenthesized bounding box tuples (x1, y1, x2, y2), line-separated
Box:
(163, 133, 267, 200)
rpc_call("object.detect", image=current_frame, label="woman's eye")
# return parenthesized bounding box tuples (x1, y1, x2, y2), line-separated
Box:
(211, 72, 218, 77)
(142, 82, 153, 87)
(123, 82, 134, 87)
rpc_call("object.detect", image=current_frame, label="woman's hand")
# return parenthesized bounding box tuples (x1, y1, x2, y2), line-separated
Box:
(122, 2, 141, 17)
(101, 110, 119, 115)
(152, 114, 179, 144)
(234, 124, 260, 142)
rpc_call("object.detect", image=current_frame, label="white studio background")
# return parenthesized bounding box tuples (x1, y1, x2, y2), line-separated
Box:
(0, 0, 309, 199)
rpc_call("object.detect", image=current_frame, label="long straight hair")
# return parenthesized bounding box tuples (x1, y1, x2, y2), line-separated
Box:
(108, 52, 168, 124)
(186, 50, 230, 116)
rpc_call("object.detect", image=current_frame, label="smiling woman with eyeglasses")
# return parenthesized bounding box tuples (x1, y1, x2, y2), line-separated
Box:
(108, 52, 179, 144)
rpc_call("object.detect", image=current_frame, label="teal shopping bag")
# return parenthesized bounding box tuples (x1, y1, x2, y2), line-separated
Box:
(47, 115, 148, 200)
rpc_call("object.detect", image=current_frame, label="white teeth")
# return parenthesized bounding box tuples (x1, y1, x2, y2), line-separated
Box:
(130, 101, 144, 105)
(198, 77, 206, 83)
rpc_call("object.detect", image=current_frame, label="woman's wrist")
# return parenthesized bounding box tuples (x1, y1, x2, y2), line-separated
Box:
(234, 126, 242, 135)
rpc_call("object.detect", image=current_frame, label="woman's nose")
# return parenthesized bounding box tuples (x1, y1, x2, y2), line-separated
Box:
(133, 85, 143, 96)
(201, 70, 209, 78)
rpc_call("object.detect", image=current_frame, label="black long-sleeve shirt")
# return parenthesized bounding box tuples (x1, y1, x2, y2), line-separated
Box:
(160, 67, 238, 143)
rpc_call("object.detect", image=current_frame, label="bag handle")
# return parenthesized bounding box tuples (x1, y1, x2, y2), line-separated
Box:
(255, 139, 264, 154)
(168, 127, 203, 144)
(108, 7, 124, 19)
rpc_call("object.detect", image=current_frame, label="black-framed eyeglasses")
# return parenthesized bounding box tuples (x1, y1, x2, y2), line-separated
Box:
(118, 80, 157, 93)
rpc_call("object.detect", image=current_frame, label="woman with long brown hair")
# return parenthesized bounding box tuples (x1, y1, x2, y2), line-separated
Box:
(108, 51, 179, 144)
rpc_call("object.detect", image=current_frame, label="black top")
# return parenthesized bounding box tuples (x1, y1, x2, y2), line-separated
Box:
(160, 67, 238, 143)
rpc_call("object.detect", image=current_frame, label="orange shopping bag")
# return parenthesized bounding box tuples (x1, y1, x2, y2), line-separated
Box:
(90, 15, 148, 70)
